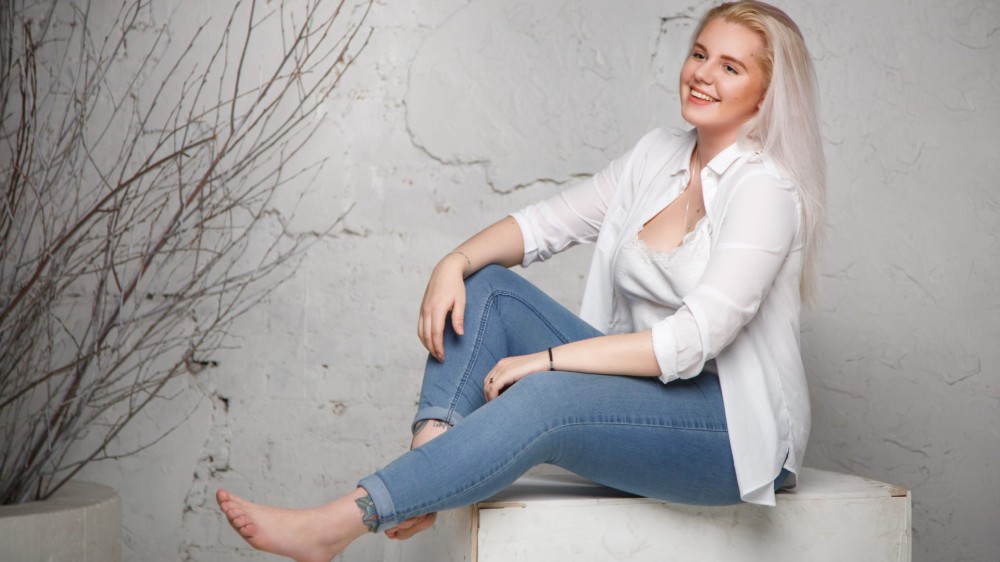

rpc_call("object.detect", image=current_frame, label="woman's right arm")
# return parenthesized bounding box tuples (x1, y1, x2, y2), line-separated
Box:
(418, 134, 643, 360)
(417, 216, 524, 362)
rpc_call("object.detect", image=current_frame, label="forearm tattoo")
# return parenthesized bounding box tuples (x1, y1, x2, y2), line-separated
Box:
(356, 494, 379, 533)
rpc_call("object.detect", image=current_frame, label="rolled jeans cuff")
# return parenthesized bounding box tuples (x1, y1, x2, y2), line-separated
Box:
(357, 473, 399, 533)
(411, 405, 464, 434)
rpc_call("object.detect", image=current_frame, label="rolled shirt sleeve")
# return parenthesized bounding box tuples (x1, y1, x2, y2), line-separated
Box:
(511, 146, 633, 267)
(652, 171, 800, 383)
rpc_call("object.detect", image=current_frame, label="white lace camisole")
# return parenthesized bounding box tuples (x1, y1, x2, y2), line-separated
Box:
(610, 216, 717, 372)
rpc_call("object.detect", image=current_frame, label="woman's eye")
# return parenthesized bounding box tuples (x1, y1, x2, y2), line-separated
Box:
(724, 64, 738, 74)
(692, 52, 706, 60)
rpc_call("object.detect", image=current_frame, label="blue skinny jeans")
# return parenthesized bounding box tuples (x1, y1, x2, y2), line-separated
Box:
(358, 265, 787, 532)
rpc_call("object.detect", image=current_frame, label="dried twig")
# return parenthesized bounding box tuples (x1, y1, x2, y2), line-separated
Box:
(0, 0, 372, 504)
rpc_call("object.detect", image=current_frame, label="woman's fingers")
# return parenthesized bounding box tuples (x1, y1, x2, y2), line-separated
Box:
(433, 287, 466, 360)
(484, 353, 548, 401)
(451, 291, 466, 336)
(431, 302, 448, 361)
(417, 261, 467, 360)
(418, 297, 450, 362)
(419, 298, 454, 362)
(417, 311, 426, 350)
(484, 367, 508, 402)
(419, 309, 433, 357)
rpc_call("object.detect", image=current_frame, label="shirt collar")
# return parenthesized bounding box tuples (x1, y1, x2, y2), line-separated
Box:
(705, 141, 747, 176)
(671, 129, 754, 178)
(670, 132, 698, 177)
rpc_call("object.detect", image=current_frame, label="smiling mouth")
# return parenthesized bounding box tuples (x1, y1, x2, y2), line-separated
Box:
(690, 89, 719, 102)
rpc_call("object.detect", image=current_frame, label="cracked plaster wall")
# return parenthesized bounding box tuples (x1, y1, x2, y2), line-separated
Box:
(64, 0, 999, 561)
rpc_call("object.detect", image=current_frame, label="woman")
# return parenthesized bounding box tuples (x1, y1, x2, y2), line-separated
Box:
(216, 2, 825, 560)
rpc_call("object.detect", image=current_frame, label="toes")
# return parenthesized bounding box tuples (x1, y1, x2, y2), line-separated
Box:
(394, 528, 414, 540)
(238, 522, 257, 538)
(396, 513, 436, 540)
(396, 526, 420, 540)
(396, 513, 429, 530)
(412, 517, 435, 532)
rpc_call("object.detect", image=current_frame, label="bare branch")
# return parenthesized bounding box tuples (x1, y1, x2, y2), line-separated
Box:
(0, 0, 374, 504)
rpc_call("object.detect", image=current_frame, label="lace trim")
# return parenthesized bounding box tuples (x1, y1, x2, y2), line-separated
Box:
(629, 215, 712, 268)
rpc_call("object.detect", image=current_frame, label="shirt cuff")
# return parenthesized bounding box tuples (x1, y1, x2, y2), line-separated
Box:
(651, 320, 679, 384)
(509, 211, 538, 267)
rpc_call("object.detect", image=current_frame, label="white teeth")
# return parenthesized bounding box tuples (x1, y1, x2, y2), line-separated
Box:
(691, 90, 717, 102)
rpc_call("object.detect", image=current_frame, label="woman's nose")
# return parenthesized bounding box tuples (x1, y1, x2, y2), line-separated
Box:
(693, 64, 713, 84)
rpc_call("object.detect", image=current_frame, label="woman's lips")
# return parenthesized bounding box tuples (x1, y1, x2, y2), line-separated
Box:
(689, 87, 719, 103)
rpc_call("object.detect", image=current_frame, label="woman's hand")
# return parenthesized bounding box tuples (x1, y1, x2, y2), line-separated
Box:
(418, 254, 468, 362)
(483, 351, 550, 401)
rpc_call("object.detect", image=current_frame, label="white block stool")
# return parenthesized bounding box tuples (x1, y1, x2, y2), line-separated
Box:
(390, 468, 911, 562)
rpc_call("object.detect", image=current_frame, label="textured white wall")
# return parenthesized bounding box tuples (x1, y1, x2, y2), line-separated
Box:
(67, 1, 999, 561)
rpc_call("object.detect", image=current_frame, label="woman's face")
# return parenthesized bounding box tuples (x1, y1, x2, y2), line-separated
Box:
(679, 18, 767, 144)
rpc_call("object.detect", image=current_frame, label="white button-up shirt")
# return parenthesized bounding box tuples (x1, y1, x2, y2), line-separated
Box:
(510, 128, 808, 506)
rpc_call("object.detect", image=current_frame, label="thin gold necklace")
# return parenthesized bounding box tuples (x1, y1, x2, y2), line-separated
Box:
(682, 150, 701, 235)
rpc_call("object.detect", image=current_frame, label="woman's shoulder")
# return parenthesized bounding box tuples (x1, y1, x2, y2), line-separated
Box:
(618, 127, 694, 179)
(730, 145, 795, 190)
(722, 149, 802, 219)
(631, 127, 694, 154)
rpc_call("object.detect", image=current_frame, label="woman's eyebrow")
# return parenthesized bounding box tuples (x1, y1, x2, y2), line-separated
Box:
(721, 55, 749, 71)
(692, 42, 750, 71)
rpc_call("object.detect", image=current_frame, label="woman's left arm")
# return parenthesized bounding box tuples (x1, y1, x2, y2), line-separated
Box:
(653, 172, 799, 382)
(484, 172, 800, 401)
(484, 331, 660, 401)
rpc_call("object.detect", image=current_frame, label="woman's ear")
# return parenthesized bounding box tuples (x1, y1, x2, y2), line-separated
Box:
(757, 94, 765, 110)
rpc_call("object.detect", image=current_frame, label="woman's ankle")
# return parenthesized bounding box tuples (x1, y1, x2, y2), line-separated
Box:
(410, 419, 451, 449)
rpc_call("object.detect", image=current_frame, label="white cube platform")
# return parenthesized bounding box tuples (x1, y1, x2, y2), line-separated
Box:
(390, 467, 911, 562)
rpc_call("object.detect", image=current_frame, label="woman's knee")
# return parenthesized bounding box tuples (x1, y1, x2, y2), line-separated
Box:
(465, 264, 515, 289)
(463, 265, 524, 304)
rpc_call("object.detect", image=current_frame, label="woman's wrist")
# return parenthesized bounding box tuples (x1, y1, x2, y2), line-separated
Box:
(440, 250, 473, 278)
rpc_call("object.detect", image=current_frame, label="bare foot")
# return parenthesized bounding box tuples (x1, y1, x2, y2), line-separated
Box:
(385, 512, 437, 540)
(216, 487, 369, 562)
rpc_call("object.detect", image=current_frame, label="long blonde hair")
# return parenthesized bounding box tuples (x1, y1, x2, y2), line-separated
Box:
(692, 1, 826, 302)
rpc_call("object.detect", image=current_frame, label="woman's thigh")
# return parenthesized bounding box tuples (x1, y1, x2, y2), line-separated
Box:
(494, 369, 740, 506)
(415, 265, 603, 427)
(376, 369, 739, 525)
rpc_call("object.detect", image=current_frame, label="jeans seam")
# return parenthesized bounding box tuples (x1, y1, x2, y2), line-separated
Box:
(492, 289, 572, 345)
(691, 376, 729, 431)
(398, 420, 728, 517)
(445, 289, 572, 421)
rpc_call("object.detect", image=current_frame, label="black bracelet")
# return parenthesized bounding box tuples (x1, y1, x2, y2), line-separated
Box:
(548, 347, 555, 371)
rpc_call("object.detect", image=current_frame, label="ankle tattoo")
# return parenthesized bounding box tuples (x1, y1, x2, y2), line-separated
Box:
(355, 495, 379, 533)
(412, 419, 451, 436)
(411, 419, 429, 436)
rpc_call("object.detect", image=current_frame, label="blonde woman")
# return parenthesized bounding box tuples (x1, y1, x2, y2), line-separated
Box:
(216, 2, 826, 560)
